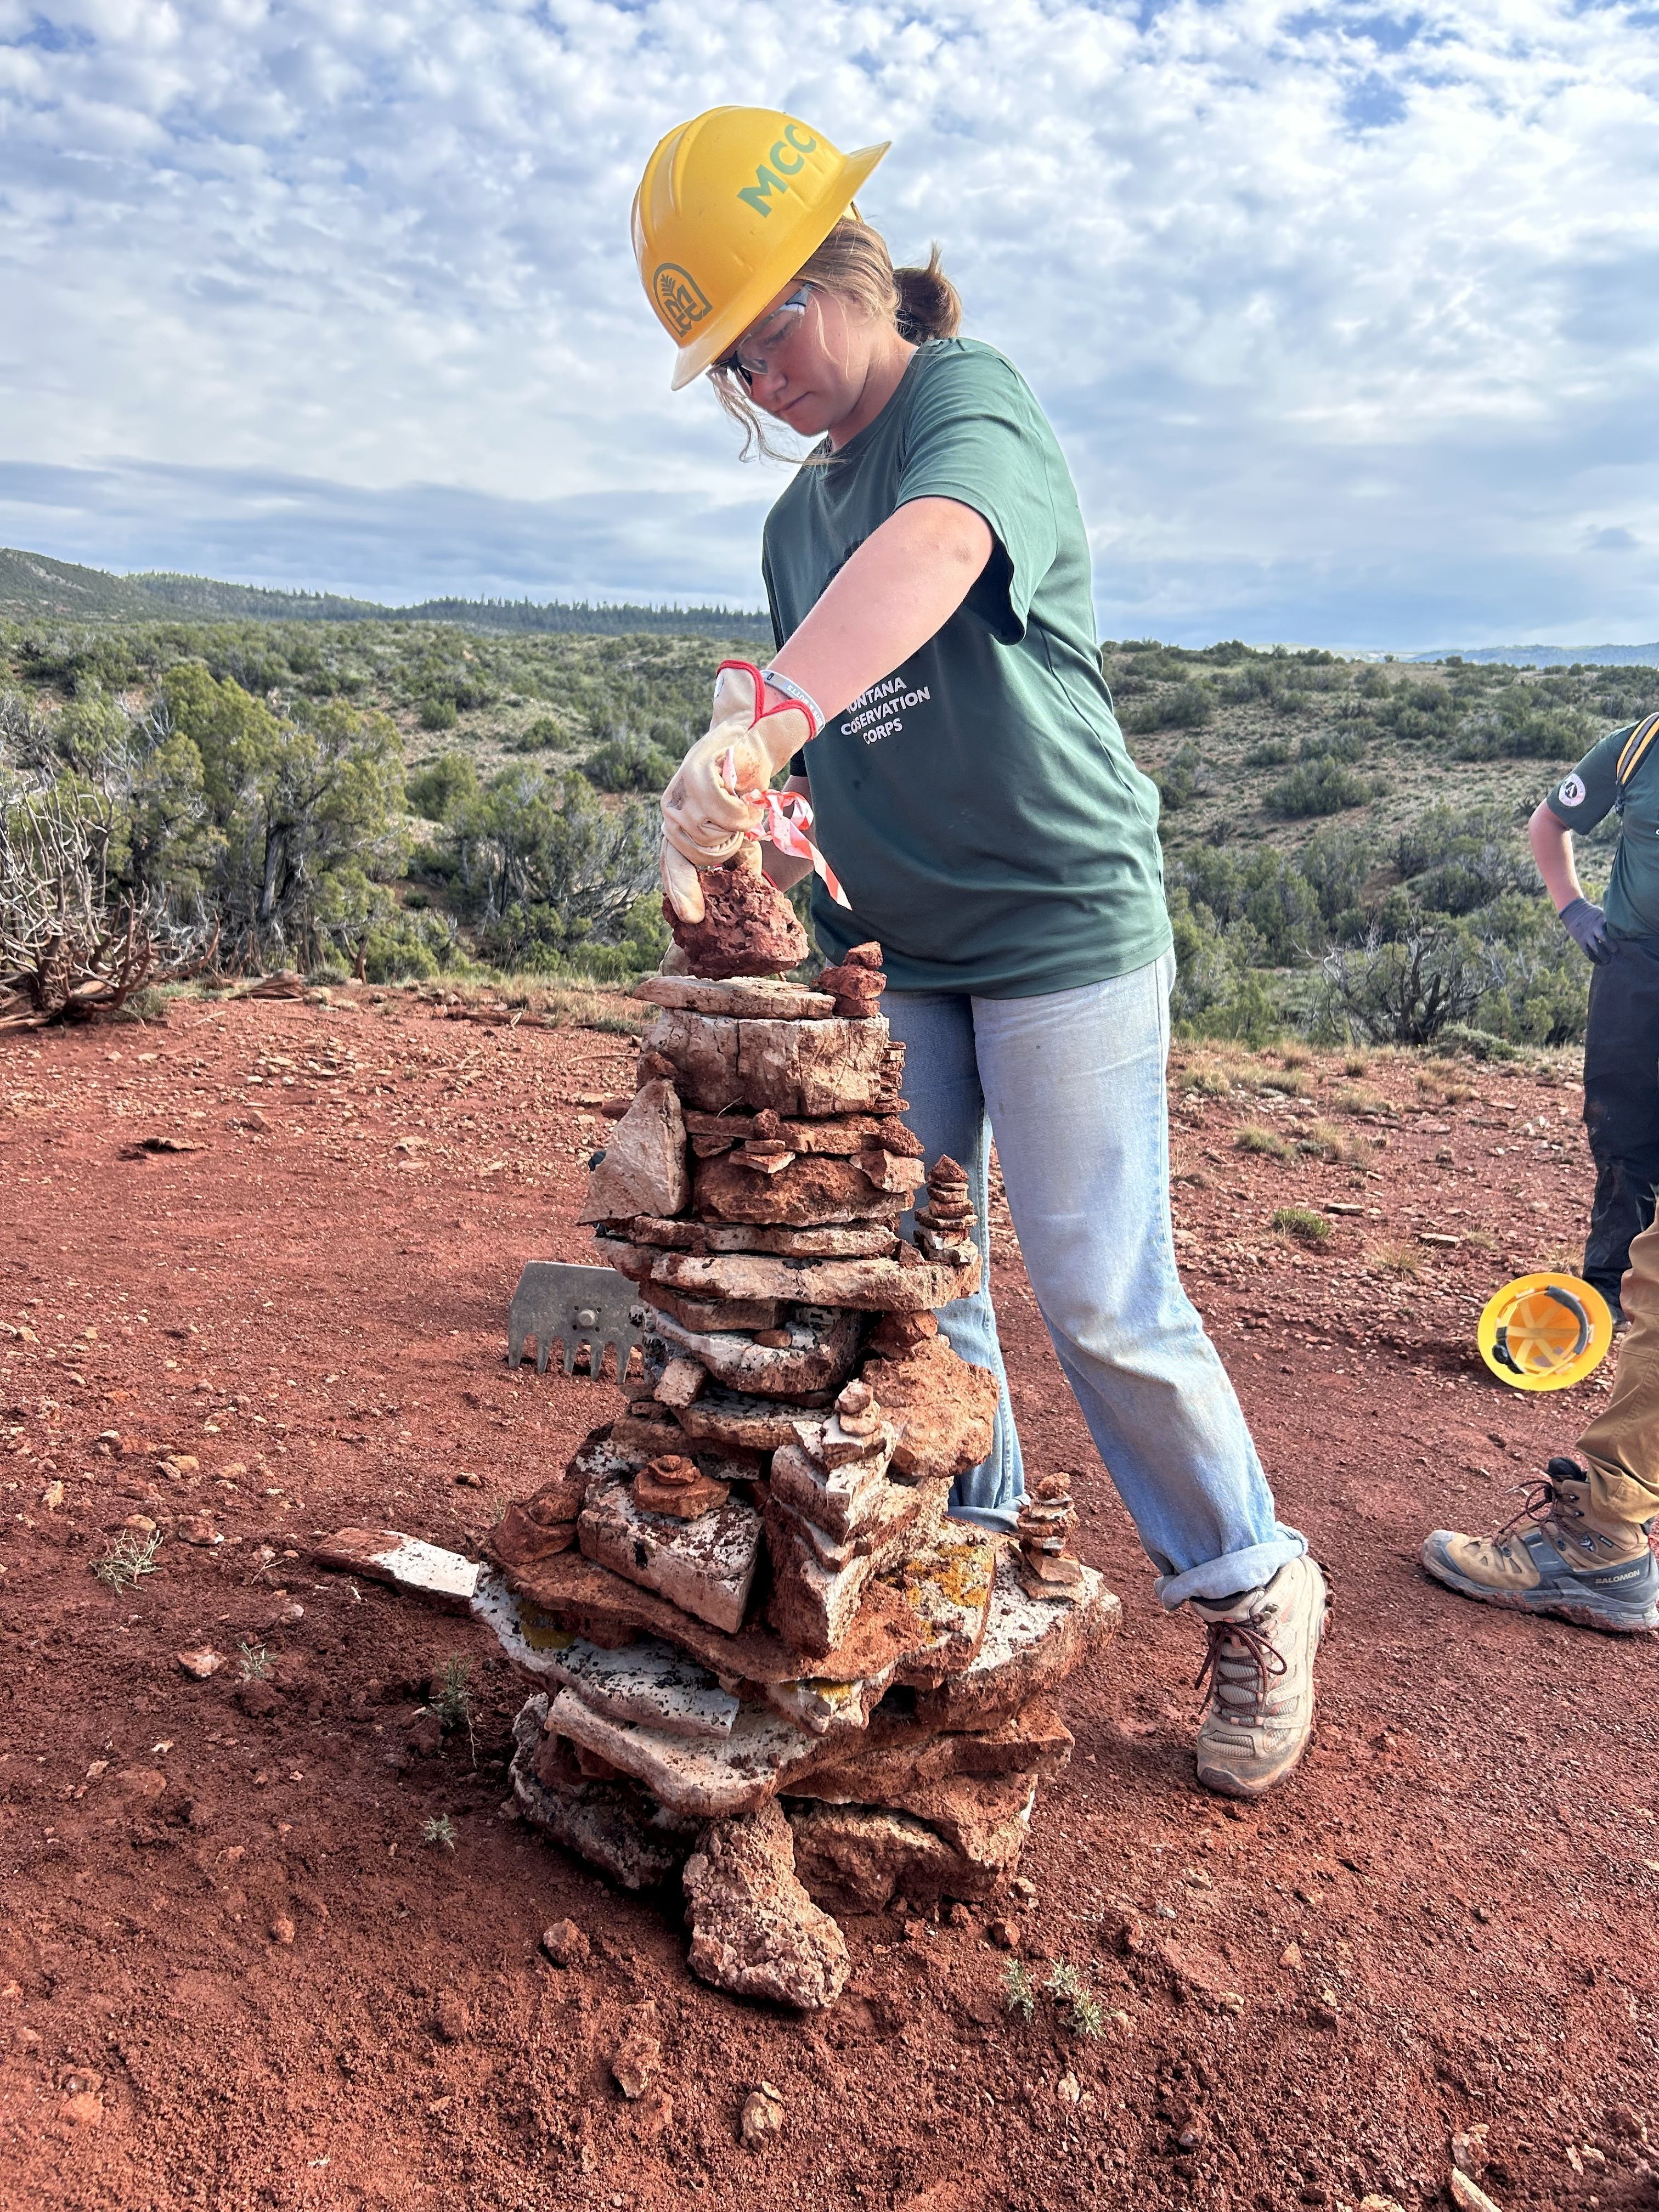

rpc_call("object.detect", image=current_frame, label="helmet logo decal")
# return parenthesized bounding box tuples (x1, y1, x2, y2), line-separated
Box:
(1558, 773, 1586, 808)
(738, 126, 817, 216)
(652, 263, 713, 337)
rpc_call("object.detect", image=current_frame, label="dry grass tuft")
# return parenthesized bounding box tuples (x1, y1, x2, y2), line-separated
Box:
(1332, 1084, 1393, 1118)
(1235, 1124, 1291, 1160)
(1372, 1239, 1421, 1276)
(1297, 1118, 1374, 1165)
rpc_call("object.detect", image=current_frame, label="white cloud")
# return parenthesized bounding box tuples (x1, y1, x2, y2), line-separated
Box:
(3, 0, 1659, 641)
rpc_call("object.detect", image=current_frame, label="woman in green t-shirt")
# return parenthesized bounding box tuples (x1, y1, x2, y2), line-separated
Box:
(634, 106, 1329, 1799)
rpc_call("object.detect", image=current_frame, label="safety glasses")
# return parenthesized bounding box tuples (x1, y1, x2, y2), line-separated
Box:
(724, 284, 815, 383)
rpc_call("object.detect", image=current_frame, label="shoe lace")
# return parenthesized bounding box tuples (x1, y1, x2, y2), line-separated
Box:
(1195, 1604, 1286, 1717)
(1495, 1476, 1571, 1549)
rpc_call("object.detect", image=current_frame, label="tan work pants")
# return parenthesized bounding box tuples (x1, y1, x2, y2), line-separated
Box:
(1577, 1217, 1659, 1527)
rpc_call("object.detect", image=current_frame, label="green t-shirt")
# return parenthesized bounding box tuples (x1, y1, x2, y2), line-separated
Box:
(1545, 721, 1659, 939)
(760, 337, 1171, 997)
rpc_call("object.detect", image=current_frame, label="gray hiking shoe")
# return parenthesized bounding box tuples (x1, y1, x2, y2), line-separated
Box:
(1191, 1555, 1329, 1799)
(1423, 1459, 1659, 1634)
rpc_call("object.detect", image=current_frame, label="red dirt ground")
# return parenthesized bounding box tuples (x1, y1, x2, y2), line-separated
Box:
(1, 990, 1653, 2212)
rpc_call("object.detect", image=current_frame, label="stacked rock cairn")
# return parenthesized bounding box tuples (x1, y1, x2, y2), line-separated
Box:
(484, 855, 1120, 2010)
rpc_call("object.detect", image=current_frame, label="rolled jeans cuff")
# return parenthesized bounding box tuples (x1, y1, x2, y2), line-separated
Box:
(1155, 1531, 1307, 1611)
(946, 1503, 1022, 1536)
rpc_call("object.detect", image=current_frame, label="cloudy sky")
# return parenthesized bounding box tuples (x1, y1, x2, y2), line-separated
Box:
(4, 0, 1659, 647)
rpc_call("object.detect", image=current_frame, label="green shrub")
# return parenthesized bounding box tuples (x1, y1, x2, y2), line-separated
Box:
(1150, 744, 1210, 811)
(505, 715, 562, 754)
(1244, 737, 1293, 766)
(1432, 1022, 1520, 1062)
(1125, 681, 1214, 735)
(1272, 1205, 1331, 1244)
(1271, 759, 1376, 818)
(407, 753, 479, 823)
(419, 695, 459, 731)
(582, 730, 680, 793)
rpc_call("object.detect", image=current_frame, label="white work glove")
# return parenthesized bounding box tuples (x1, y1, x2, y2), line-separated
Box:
(660, 661, 815, 923)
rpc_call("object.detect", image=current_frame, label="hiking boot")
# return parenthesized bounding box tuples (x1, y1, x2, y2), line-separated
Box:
(1191, 1555, 1329, 1799)
(1423, 1458, 1659, 1634)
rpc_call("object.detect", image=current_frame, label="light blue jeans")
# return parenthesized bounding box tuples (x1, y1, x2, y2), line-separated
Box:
(884, 950, 1305, 1609)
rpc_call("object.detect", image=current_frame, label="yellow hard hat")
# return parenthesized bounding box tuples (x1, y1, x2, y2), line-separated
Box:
(1477, 1272, 1614, 1392)
(633, 106, 890, 390)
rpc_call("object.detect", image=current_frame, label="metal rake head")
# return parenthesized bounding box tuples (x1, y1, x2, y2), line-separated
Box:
(507, 1261, 650, 1378)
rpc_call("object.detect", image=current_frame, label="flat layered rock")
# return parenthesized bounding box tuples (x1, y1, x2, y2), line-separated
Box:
(766, 1478, 942, 1575)
(889, 1525, 998, 1674)
(642, 1008, 890, 1118)
(682, 1799, 850, 2010)
(785, 1801, 1003, 1913)
(568, 1430, 763, 1492)
(546, 1688, 824, 1818)
(498, 1531, 987, 1689)
(765, 1487, 948, 1660)
(769, 1438, 895, 1542)
(649, 1306, 862, 1402)
(648, 1246, 978, 1317)
(650, 1288, 787, 1335)
(634, 975, 834, 1020)
(787, 1701, 1071, 1804)
(912, 1544, 1122, 1728)
(760, 1669, 903, 1739)
(631, 1217, 899, 1259)
(692, 1151, 899, 1228)
(486, 1502, 578, 1568)
(579, 1478, 762, 1636)
(881, 1768, 1041, 1870)
(578, 1079, 690, 1226)
(859, 1334, 1000, 1480)
(473, 1578, 739, 1737)
(673, 1385, 825, 1455)
(509, 1697, 693, 1888)
(314, 1528, 480, 1611)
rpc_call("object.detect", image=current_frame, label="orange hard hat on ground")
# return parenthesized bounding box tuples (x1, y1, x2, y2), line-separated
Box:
(1477, 1272, 1615, 1391)
(633, 106, 890, 390)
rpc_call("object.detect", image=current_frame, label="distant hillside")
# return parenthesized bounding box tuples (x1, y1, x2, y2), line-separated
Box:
(1408, 642, 1659, 667)
(0, 545, 771, 639)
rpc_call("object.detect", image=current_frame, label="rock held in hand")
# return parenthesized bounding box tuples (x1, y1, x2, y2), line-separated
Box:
(665, 854, 809, 981)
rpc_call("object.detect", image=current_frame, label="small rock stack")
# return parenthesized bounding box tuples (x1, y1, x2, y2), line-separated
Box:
(484, 855, 1120, 2010)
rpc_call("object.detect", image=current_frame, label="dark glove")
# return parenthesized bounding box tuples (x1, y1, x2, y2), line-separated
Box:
(1560, 896, 1612, 964)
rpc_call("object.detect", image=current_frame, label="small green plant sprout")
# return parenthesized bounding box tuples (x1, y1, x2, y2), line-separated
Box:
(236, 1640, 272, 1681)
(1043, 1959, 1107, 2036)
(433, 1656, 476, 1758)
(94, 1528, 162, 1592)
(1272, 1205, 1332, 1246)
(422, 1814, 457, 1852)
(1235, 1124, 1290, 1160)
(1003, 1960, 1037, 2019)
